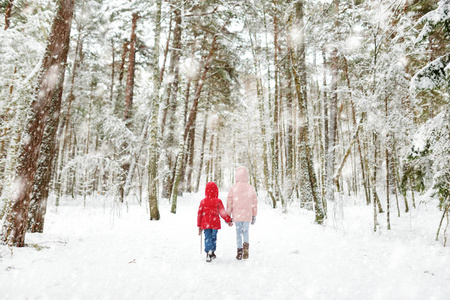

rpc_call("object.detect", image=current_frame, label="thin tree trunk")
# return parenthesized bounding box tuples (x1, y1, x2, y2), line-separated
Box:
(159, 11, 172, 83)
(327, 47, 338, 203)
(118, 41, 130, 86)
(184, 128, 195, 193)
(410, 176, 416, 209)
(4, 0, 14, 30)
(207, 135, 215, 183)
(391, 141, 401, 217)
(322, 49, 329, 213)
(436, 201, 450, 241)
(110, 40, 115, 104)
(148, 0, 162, 221)
(371, 133, 384, 213)
(161, 4, 183, 199)
(123, 13, 139, 122)
(325, 0, 340, 219)
(195, 111, 208, 193)
(273, 1, 284, 211)
(385, 95, 391, 230)
(1, 0, 75, 247)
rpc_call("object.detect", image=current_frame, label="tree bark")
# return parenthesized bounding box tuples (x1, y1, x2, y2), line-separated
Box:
(161, 4, 183, 199)
(1, 0, 75, 247)
(195, 112, 208, 193)
(148, 0, 162, 220)
(123, 13, 139, 122)
(27, 77, 64, 233)
(4, 0, 14, 30)
(385, 96, 391, 230)
(289, 0, 324, 223)
(273, 0, 284, 211)
(118, 12, 139, 202)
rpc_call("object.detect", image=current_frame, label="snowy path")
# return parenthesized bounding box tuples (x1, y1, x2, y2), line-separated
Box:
(1, 193, 450, 299)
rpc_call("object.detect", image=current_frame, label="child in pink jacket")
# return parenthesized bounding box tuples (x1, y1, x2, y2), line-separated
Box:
(226, 166, 258, 260)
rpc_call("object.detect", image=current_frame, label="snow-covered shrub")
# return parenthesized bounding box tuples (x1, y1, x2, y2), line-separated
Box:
(407, 109, 450, 208)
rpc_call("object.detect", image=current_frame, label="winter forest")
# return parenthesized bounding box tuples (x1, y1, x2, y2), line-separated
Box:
(1, 0, 450, 298)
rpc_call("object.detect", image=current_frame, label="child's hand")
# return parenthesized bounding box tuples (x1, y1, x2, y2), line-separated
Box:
(228, 222, 233, 227)
(198, 228, 202, 235)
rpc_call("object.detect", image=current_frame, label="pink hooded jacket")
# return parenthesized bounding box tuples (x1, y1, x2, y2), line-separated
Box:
(226, 167, 258, 222)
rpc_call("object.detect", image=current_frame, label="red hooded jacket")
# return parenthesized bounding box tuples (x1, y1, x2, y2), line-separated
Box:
(197, 182, 232, 230)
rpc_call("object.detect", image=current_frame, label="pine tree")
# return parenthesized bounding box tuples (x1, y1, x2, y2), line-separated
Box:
(1, 0, 75, 247)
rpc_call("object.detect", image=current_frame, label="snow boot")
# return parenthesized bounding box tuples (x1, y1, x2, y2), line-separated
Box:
(236, 248, 243, 260)
(206, 251, 213, 262)
(210, 251, 216, 260)
(243, 243, 249, 259)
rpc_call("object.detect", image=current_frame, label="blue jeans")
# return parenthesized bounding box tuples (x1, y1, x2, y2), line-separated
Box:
(235, 222, 249, 248)
(204, 229, 218, 253)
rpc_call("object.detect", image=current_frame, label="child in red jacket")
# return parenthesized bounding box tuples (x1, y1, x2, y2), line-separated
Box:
(197, 182, 233, 262)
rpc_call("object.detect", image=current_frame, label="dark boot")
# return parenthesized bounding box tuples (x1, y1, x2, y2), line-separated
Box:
(243, 243, 249, 259)
(206, 251, 213, 262)
(236, 248, 243, 260)
(210, 251, 216, 260)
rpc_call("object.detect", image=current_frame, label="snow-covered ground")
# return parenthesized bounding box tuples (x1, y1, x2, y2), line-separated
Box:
(1, 192, 450, 299)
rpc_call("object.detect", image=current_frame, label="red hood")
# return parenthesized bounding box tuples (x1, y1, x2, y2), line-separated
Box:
(205, 182, 218, 198)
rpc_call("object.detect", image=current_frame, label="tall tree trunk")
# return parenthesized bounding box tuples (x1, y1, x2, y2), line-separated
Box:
(371, 132, 384, 219)
(322, 49, 329, 212)
(118, 12, 139, 202)
(207, 135, 215, 183)
(123, 13, 139, 122)
(110, 40, 115, 104)
(161, 4, 183, 199)
(386, 146, 391, 230)
(184, 126, 195, 193)
(27, 78, 64, 233)
(1, 0, 75, 247)
(262, 3, 274, 191)
(327, 0, 340, 214)
(273, 0, 284, 211)
(118, 41, 130, 86)
(289, 0, 324, 224)
(181, 34, 199, 194)
(385, 97, 391, 230)
(148, 0, 162, 221)
(195, 112, 208, 193)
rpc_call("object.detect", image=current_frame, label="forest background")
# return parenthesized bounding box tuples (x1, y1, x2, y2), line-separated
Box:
(0, 0, 449, 248)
